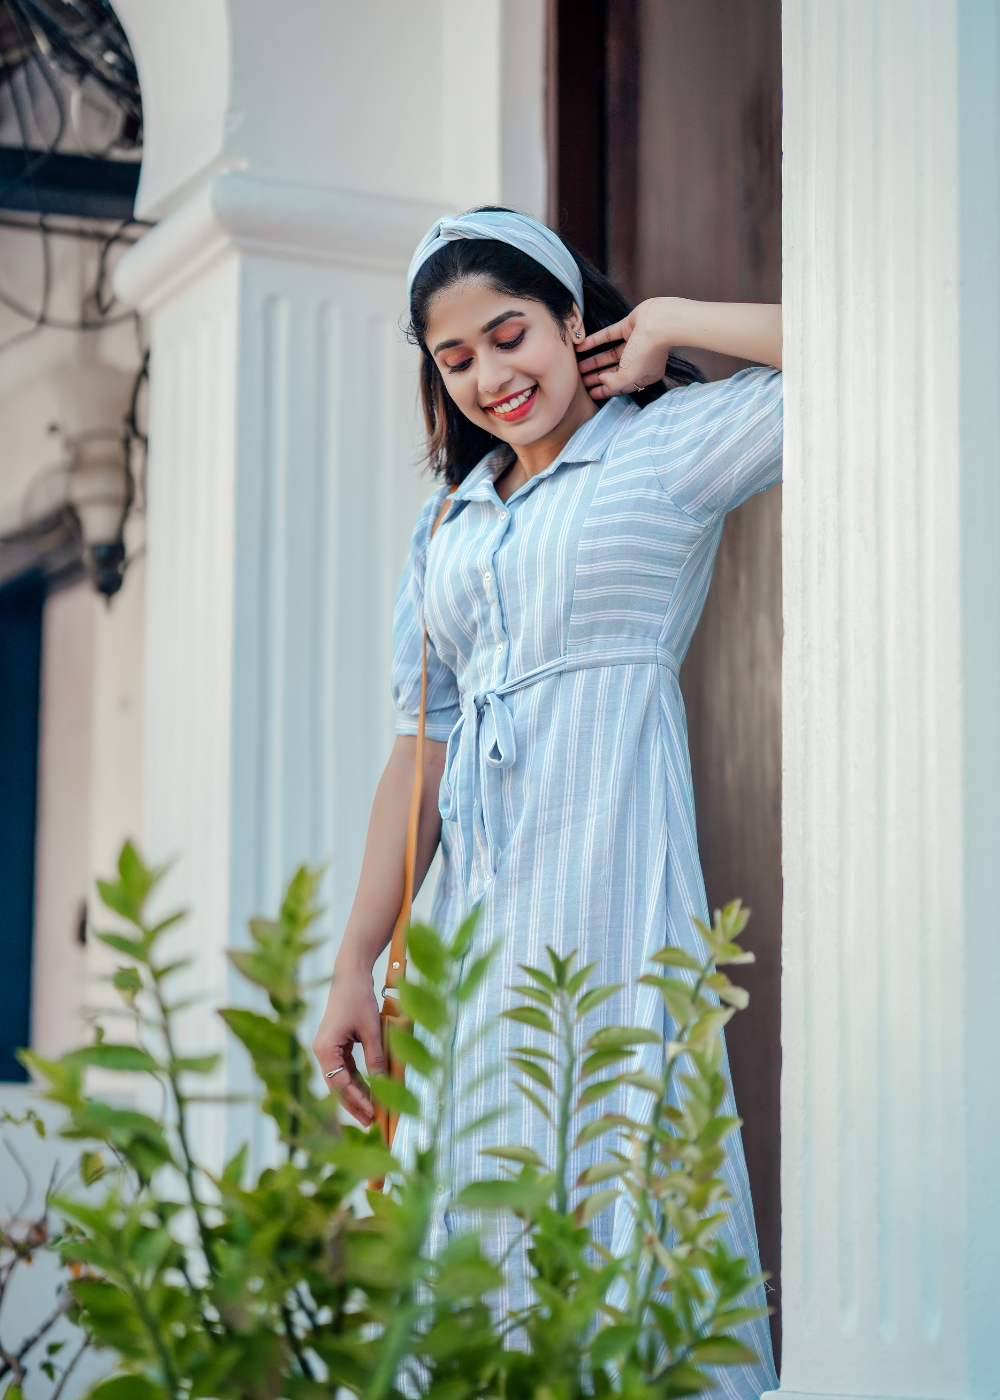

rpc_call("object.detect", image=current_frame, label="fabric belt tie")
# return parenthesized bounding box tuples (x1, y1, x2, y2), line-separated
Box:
(438, 643, 681, 886)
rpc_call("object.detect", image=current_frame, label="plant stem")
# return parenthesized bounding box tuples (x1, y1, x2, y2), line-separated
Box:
(555, 987, 576, 1215)
(49, 1336, 89, 1400)
(147, 958, 220, 1283)
(627, 960, 710, 1326)
(281, 1301, 315, 1380)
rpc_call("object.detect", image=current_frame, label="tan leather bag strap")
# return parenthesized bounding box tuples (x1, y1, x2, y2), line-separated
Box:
(384, 488, 455, 992)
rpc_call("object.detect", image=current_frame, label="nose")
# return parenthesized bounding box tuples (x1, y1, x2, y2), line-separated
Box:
(475, 347, 513, 398)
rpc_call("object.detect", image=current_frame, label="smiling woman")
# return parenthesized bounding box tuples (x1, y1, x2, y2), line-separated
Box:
(312, 205, 783, 1398)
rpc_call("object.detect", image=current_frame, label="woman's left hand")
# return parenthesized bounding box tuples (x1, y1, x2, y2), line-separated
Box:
(576, 298, 674, 400)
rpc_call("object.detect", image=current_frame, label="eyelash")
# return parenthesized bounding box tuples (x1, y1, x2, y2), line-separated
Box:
(446, 328, 526, 374)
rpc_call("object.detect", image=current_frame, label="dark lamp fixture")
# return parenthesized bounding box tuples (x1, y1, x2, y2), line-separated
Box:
(66, 430, 133, 599)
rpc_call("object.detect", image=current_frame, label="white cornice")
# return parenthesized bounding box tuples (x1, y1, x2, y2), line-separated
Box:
(113, 171, 450, 312)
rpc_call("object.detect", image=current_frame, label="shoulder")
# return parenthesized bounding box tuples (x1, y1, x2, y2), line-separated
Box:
(628, 367, 782, 444)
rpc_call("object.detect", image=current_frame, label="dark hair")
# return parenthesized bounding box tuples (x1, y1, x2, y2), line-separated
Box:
(406, 207, 704, 485)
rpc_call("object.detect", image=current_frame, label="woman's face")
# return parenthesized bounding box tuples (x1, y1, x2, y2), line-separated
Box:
(424, 278, 589, 447)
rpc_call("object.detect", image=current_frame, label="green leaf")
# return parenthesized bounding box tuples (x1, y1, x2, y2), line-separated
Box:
(704, 972, 750, 1009)
(455, 947, 498, 1003)
(515, 1080, 553, 1124)
(450, 905, 481, 959)
(111, 967, 142, 1002)
(580, 1047, 633, 1079)
(67, 1044, 159, 1074)
(502, 1005, 554, 1034)
(6, 1386, 24, 1400)
(576, 1160, 624, 1187)
(619, 1071, 663, 1094)
(690, 1337, 759, 1366)
(330, 1139, 397, 1179)
(576, 984, 623, 1017)
(650, 946, 702, 971)
(396, 980, 448, 1034)
(590, 1324, 641, 1366)
(577, 1079, 621, 1108)
(481, 1144, 544, 1167)
(518, 964, 557, 993)
(171, 1054, 221, 1075)
(457, 1170, 554, 1217)
(79, 1150, 105, 1185)
(585, 1025, 662, 1051)
(96, 932, 147, 959)
(509, 1056, 553, 1092)
(574, 1114, 634, 1147)
(509, 982, 554, 1007)
(368, 1075, 420, 1117)
(220, 1143, 248, 1186)
(455, 1106, 509, 1139)
(92, 1376, 165, 1400)
(407, 923, 448, 983)
(387, 1024, 436, 1077)
(565, 961, 599, 995)
(575, 1186, 619, 1224)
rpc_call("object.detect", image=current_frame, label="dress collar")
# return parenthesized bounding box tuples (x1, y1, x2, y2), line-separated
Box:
(451, 395, 637, 505)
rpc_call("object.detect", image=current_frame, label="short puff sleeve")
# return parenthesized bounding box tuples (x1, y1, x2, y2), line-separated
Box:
(643, 367, 782, 523)
(392, 490, 462, 741)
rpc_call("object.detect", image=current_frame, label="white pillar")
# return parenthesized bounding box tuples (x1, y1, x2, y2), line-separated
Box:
(112, 0, 547, 1167)
(776, 2, 1000, 1396)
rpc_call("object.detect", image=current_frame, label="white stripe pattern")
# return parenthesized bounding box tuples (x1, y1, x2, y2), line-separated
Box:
(390, 369, 783, 1396)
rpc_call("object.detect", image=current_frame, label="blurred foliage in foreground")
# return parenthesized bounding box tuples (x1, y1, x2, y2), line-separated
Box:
(13, 841, 767, 1400)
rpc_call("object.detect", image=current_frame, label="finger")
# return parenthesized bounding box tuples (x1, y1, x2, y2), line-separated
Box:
(339, 1066, 376, 1125)
(577, 318, 629, 353)
(359, 1020, 386, 1079)
(577, 346, 622, 374)
(323, 1054, 375, 1123)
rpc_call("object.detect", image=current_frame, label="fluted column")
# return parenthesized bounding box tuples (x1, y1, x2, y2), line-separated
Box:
(113, 178, 443, 1165)
(775, 1, 1000, 1396)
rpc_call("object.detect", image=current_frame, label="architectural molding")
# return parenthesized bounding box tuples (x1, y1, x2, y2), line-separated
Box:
(774, 0, 1000, 1393)
(114, 170, 450, 312)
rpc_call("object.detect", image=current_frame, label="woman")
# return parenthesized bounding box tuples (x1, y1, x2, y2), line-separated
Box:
(313, 208, 782, 1395)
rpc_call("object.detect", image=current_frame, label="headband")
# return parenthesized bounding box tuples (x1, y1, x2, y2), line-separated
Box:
(407, 210, 585, 314)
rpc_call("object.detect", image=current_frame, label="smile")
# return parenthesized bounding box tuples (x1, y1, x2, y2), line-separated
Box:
(483, 384, 537, 421)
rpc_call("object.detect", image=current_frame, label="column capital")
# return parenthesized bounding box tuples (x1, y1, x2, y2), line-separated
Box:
(114, 171, 450, 312)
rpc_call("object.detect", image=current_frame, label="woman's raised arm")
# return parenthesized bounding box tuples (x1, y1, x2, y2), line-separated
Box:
(577, 298, 782, 400)
(312, 734, 446, 1124)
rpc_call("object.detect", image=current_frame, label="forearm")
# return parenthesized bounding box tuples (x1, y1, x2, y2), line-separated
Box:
(334, 734, 445, 977)
(657, 297, 782, 370)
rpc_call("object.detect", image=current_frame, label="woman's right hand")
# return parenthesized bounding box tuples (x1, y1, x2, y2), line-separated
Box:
(312, 964, 384, 1126)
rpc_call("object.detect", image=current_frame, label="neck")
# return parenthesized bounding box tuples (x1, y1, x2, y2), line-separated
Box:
(509, 383, 596, 487)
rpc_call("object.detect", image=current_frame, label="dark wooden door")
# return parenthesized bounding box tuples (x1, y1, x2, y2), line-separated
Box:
(550, 0, 784, 1367)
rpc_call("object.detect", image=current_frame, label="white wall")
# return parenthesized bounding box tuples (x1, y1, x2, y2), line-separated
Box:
(115, 0, 547, 222)
(31, 582, 92, 1059)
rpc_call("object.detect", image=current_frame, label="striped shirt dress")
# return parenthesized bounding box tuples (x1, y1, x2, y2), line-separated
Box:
(390, 367, 783, 1396)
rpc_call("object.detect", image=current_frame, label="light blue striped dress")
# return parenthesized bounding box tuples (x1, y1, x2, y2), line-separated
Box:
(391, 367, 783, 1396)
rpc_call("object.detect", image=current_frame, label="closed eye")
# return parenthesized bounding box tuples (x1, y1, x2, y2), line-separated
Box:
(496, 329, 526, 350)
(446, 357, 474, 374)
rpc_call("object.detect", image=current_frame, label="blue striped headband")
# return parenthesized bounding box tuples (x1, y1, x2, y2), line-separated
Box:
(407, 211, 585, 314)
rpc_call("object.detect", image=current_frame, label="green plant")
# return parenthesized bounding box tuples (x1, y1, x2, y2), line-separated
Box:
(19, 843, 764, 1400)
(457, 905, 768, 1398)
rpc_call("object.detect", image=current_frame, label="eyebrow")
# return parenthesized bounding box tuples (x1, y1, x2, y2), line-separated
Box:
(432, 309, 525, 356)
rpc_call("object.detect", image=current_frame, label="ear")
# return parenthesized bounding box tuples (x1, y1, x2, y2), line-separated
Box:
(567, 303, 585, 345)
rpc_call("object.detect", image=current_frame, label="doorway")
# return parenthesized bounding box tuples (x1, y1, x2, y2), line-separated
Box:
(549, 0, 784, 1364)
